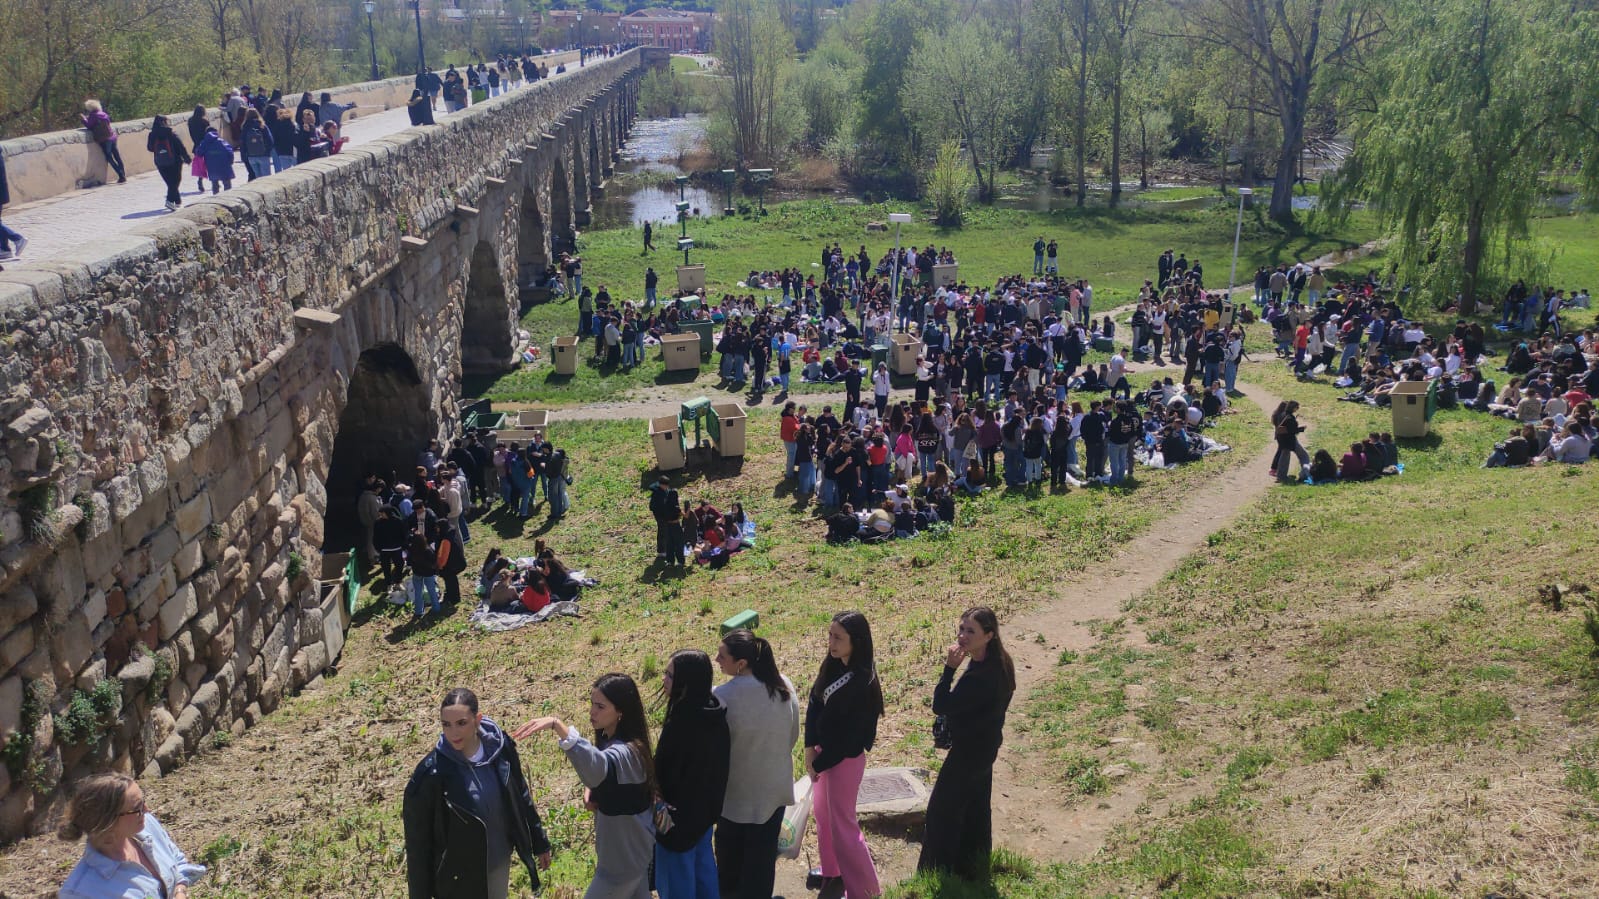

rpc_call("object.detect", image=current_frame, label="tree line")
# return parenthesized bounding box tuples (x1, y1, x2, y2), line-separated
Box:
(710, 0, 1599, 310)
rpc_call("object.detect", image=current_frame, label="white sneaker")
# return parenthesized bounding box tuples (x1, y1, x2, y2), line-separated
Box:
(10, 236, 25, 259)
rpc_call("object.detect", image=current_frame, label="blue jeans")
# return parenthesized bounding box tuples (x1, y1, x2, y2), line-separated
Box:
(796, 462, 815, 498)
(546, 476, 569, 518)
(646, 286, 657, 306)
(819, 477, 838, 507)
(453, 516, 470, 544)
(572, 274, 583, 299)
(1202, 361, 1221, 387)
(0, 217, 20, 253)
(918, 450, 937, 480)
(1024, 456, 1043, 483)
(1224, 359, 1239, 392)
(273, 153, 295, 173)
(655, 828, 718, 899)
(1034, 253, 1044, 275)
(1108, 441, 1131, 484)
(411, 575, 440, 615)
(246, 156, 271, 179)
(623, 341, 639, 367)
(984, 373, 1002, 402)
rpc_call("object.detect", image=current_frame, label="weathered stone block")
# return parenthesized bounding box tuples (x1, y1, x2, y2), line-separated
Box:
(174, 494, 212, 541)
(174, 538, 204, 581)
(0, 675, 22, 737)
(0, 583, 39, 633)
(50, 614, 94, 684)
(0, 626, 35, 673)
(157, 582, 198, 640)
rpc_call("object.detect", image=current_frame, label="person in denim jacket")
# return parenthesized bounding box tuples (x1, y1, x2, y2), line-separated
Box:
(57, 773, 205, 899)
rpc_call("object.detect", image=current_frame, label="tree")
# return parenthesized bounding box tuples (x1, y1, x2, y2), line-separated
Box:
(1184, 0, 1384, 222)
(1098, 0, 1146, 205)
(926, 140, 975, 226)
(714, 0, 794, 167)
(902, 21, 1025, 201)
(854, 0, 950, 168)
(1324, 0, 1599, 313)
(1054, 0, 1099, 207)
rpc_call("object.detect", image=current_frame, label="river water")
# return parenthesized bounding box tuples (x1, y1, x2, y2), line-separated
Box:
(591, 116, 1314, 229)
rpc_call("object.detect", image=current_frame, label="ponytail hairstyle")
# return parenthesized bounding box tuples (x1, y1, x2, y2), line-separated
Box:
(721, 628, 790, 701)
(593, 673, 656, 793)
(663, 650, 713, 722)
(57, 773, 136, 842)
(962, 607, 1016, 694)
(812, 610, 885, 717)
(441, 687, 479, 714)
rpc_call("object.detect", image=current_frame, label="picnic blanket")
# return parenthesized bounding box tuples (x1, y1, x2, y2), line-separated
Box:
(1141, 436, 1231, 469)
(471, 600, 581, 632)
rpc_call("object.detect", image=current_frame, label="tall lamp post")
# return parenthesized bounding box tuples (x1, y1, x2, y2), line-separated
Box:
(411, 0, 427, 73)
(518, 16, 525, 56)
(888, 211, 912, 327)
(576, 13, 583, 58)
(363, 0, 379, 81)
(1227, 187, 1253, 298)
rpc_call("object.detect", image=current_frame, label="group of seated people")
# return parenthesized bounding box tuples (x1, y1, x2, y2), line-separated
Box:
(479, 541, 582, 614)
(1306, 432, 1402, 482)
(1482, 420, 1594, 467)
(682, 499, 752, 565)
(824, 484, 958, 544)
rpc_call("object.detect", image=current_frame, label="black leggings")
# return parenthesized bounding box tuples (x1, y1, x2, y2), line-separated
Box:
(156, 163, 183, 204)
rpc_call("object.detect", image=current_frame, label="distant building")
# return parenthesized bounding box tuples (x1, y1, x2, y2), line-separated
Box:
(546, 9, 622, 46)
(620, 8, 714, 52)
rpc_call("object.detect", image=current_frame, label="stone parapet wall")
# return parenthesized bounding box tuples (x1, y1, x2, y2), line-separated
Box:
(0, 48, 645, 843)
(0, 51, 584, 206)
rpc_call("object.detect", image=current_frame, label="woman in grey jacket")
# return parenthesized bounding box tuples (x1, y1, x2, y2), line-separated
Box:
(712, 629, 800, 899)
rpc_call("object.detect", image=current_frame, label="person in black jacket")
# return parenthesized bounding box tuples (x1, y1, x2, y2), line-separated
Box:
(804, 611, 883, 898)
(918, 607, 1015, 881)
(403, 688, 551, 899)
(649, 476, 684, 568)
(654, 650, 731, 899)
(145, 115, 191, 212)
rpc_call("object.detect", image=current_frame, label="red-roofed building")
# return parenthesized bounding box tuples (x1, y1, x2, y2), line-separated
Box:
(620, 8, 714, 52)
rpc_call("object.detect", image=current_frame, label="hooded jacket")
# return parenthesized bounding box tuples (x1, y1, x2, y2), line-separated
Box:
(653, 696, 730, 852)
(403, 718, 551, 899)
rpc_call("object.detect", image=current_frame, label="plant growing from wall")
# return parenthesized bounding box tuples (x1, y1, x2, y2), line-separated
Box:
(146, 651, 175, 703)
(1, 681, 45, 782)
(286, 551, 306, 583)
(19, 483, 57, 544)
(55, 680, 123, 746)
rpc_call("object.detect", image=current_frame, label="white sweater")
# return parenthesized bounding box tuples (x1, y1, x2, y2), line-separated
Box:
(713, 673, 801, 824)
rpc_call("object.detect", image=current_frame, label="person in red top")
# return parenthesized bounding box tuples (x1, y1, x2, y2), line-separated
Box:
(520, 570, 551, 613)
(1292, 321, 1312, 372)
(780, 402, 801, 478)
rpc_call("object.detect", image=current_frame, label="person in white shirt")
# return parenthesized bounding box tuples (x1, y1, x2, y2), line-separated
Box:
(1107, 352, 1129, 398)
(713, 630, 800, 899)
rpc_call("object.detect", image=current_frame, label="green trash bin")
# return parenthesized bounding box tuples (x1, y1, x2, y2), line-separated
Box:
(681, 319, 715, 357)
(680, 397, 712, 450)
(871, 344, 890, 369)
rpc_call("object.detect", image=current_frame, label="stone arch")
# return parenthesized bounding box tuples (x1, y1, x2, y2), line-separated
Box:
(518, 187, 549, 289)
(462, 241, 515, 375)
(322, 342, 434, 552)
(551, 156, 575, 257)
(589, 118, 602, 180)
(572, 132, 590, 214)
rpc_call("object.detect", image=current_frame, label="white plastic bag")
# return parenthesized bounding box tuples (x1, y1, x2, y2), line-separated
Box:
(776, 775, 813, 860)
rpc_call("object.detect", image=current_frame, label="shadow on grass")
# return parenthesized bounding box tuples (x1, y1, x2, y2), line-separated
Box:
(639, 559, 693, 584)
(655, 368, 701, 387)
(1396, 432, 1444, 452)
(383, 605, 453, 643)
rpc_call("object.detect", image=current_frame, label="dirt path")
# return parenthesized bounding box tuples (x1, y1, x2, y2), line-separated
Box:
(985, 380, 1289, 861)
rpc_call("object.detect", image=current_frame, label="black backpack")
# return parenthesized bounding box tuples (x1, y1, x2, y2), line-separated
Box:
(244, 127, 269, 158)
(152, 136, 175, 167)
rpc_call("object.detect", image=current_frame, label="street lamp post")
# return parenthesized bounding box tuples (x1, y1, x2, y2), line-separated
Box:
(576, 14, 583, 61)
(411, 0, 427, 73)
(1227, 187, 1253, 298)
(518, 16, 525, 57)
(364, 0, 379, 81)
(888, 211, 912, 328)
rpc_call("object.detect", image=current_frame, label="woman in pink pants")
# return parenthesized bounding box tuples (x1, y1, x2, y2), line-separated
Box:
(804, 611, 884, 898)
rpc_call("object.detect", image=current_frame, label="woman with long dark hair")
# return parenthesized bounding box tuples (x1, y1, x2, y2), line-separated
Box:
(916, 607, 1016, 881)
(146, 115, 190, 211)
(654, 650, 731, 899)
(514, 673, 655, 899)
(402, 688, 551, 899)
(713, 629, 800, 899)
(804, 611, 883, 899)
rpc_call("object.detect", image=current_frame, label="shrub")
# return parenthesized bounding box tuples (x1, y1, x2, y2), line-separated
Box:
(1, 681, 45, 780)
(56, 680, 123, 746)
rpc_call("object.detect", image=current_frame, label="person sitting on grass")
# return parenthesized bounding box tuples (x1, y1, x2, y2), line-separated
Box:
(1483, 426, 1535, 468)
(954, 462, 987, 495)
(1309, 449, 1339, 482)
(827, 503, 861, 543)
(1340, 442, 1368, 480)
(1537, 420, 1593, 464)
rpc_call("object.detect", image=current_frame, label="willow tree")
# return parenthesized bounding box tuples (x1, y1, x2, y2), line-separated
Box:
(1325, 0, 1599, 313)
(902, 21, 1025, 202)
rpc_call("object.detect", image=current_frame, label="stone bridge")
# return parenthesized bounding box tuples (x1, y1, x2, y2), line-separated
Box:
(0, 47, 663, 840)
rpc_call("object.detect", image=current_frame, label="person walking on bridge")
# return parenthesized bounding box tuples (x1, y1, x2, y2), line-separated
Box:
(0, 152, 26, 263)
(146, 115, 191, 212)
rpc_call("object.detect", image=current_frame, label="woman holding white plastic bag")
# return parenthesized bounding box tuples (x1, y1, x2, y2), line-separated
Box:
(713, 629, 800, 899)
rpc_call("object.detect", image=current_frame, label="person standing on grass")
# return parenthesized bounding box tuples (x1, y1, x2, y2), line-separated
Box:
(805, 611, 884, 899)
(653, 650, 731, 899)
(713, 629, 800, 899)
(403, 688, 552, 899)
(917, 607, 1016, 882)
(644, 220, 655, 252)
(56, 773, 205, 899)
(81, 100, 127, 184)
(1271, 400, 1310, 482)
(513, 674, 656, 899)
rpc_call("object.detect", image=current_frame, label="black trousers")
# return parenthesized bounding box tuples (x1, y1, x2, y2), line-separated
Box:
(378, 548, 406, 583)
(1085, 440, 1106, 478)
(917, 751, 995, 880)
(714, 808, 783, 899)
(157, 163, 183, 204)
(657, 520, 685, 567)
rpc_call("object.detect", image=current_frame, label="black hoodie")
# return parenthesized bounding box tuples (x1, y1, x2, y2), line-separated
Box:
(653, 697, 730, 852)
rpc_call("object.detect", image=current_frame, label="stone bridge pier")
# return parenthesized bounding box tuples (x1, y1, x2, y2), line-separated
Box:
(0, 47, 667, 841)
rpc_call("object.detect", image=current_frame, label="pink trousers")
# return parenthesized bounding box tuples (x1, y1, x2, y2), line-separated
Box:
(812, 753, 880, 899)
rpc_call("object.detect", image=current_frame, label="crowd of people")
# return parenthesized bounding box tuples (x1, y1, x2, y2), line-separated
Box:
(53, 608, 1016, 899)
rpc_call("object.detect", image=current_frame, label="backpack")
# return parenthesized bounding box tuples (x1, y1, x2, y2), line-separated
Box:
(152, 136, 175, 167)
(244, 127, 269, 158)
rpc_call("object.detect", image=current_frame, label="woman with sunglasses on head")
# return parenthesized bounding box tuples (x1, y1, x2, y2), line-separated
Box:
(653, 650, 731, 899)
(57, 773, 205, 899)
(514, 673, 655, 899)
(712, 629, 800, 899)
(403, 687, 551, 899)
(804, 611, 884, 899)
(916, 607, 1016, 882)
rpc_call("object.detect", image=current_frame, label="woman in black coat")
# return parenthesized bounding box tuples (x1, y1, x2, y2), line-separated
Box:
(146, 115, 191, 211)
(403, 688, 551, 899)
(653, 650, 731, 899)
(916, 607, 1016, 881)
(407, 89, 437, 126)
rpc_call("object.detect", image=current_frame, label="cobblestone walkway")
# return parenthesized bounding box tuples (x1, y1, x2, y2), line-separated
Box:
(1, 52, 586, 267)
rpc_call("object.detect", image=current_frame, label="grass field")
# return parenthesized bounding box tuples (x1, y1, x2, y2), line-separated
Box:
(474, 199, 1380, 406)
